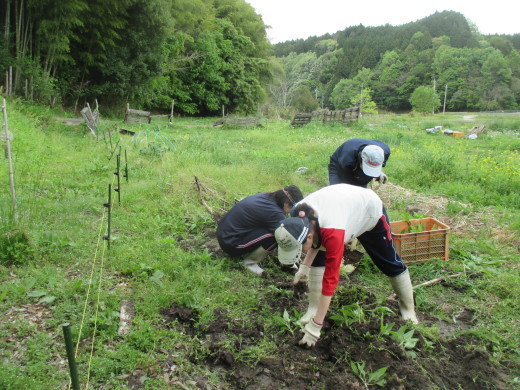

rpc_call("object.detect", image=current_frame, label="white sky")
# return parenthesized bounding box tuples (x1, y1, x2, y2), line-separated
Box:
(244, 0, 519, 43)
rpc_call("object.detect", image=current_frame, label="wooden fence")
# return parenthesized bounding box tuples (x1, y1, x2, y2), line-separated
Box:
(291, 107, 360, 127)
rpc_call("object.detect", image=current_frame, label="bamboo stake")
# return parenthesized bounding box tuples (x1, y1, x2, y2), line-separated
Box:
(2, 98, 17, 223)
(103, 184, 112, 250)
(62, 323, 80, 390)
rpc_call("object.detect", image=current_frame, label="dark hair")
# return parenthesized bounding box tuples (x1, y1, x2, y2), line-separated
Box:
(291, 203, 318, 232)
(292, 203, 321, 246)
(270, 185, 303, 209)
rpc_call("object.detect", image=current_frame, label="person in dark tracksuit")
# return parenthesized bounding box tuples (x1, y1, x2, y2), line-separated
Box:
(217, 185, 303, 274)
(274, 184, 418, 347)
(328, 138, 391, 187)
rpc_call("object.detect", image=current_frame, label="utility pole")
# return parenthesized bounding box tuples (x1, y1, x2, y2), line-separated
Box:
(359, 85, 364, 117)
(443, 84, 448, 114)
(432, 78, 436, 115)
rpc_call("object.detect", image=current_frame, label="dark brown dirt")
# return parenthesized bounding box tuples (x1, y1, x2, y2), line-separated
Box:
(160, 232, 511, 389)
(158, 267, 510, 390)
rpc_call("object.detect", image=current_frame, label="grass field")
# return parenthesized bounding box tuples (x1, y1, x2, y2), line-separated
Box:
(1, 99, 519, 389)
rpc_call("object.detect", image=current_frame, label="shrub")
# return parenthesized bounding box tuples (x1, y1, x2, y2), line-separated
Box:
(0, 229, 34, 266)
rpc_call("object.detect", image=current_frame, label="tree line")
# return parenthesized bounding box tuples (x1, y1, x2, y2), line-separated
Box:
(1, 3, 519, 115)
(271, 11, 520, 113)
(1, 0, 270, 115)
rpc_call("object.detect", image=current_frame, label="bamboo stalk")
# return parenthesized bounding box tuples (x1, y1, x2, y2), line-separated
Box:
(2, 98, 17, 223)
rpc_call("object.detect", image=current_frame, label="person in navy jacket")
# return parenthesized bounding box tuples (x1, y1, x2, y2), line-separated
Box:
(274, 184, 418, 347)
(328, 138, 391, 187)
(217, 185, 303, 274)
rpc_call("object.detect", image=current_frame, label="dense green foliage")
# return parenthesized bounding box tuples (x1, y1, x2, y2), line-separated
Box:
(272, 11, 520, 112)
(1, 0, 270, 114)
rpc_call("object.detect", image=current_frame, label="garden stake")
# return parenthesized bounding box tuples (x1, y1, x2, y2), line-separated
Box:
(107, 126, 113, 149)
(102, 129, 108, 148)
(108, 140, 120, 161)
(123, 149, 129, 182)
(103, 184, 112, 250)
(114, 153, 121, 204)
(62, 323, 80, 390)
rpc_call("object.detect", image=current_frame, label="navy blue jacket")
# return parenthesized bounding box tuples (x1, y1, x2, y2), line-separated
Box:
(328, 138, 391, 187)
(217, 193, 285, 250)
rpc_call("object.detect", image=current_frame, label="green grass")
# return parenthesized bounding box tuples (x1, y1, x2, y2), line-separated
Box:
(0, 99, 519, 388)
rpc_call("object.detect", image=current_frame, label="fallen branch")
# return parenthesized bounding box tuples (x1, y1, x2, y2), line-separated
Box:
(412, 272, 463, 289)
(194, 176, 214, 216)
(173, 382, 191, 390)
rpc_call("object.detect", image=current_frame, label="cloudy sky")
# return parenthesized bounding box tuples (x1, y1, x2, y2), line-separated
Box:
(244, 0, 519, 43)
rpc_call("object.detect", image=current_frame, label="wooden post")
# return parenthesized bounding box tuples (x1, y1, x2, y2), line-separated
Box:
(169, 99, 174, 124)
(222, 105, 225, 120)
(443, 84, 447, 114)
(9, 66, 12, 95)
(432, 78, 436, 115)
(2, 98, 17, 223)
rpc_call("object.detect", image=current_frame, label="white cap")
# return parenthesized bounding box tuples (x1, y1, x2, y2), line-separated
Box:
(274, 217, 310, 265)
(360, 145, 384, 177)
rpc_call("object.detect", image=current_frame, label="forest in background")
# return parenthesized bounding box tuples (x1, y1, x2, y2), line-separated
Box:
(271, 11, 520, 113)
(1, 1, 519, 115)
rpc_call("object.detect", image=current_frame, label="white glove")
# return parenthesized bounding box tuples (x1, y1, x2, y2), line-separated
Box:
(298, 319, 322, 347)
(293, 264, 310, 284)
(376, 172, 388, 184)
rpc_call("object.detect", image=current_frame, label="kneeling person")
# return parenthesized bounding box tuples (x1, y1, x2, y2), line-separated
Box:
(217, 185, 303, 274)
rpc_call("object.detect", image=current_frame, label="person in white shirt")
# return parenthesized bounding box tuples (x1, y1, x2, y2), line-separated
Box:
(274, 184, 418, 347)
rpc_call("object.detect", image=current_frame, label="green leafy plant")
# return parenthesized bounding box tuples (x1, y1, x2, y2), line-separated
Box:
(369, 306, 394, 325)
(452, 249, 506, 275)
(27, 289, 56, 304)
(350, 360, 389, 388)
(330, 303, 365, 327)
(390, 325, 419, 352)
(0, 229, 34, 266)
(272, 309, 303, 336)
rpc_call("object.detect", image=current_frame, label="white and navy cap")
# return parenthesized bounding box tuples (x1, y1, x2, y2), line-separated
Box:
(360, 145, 384, 177)
(274, 217, 310, 265)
